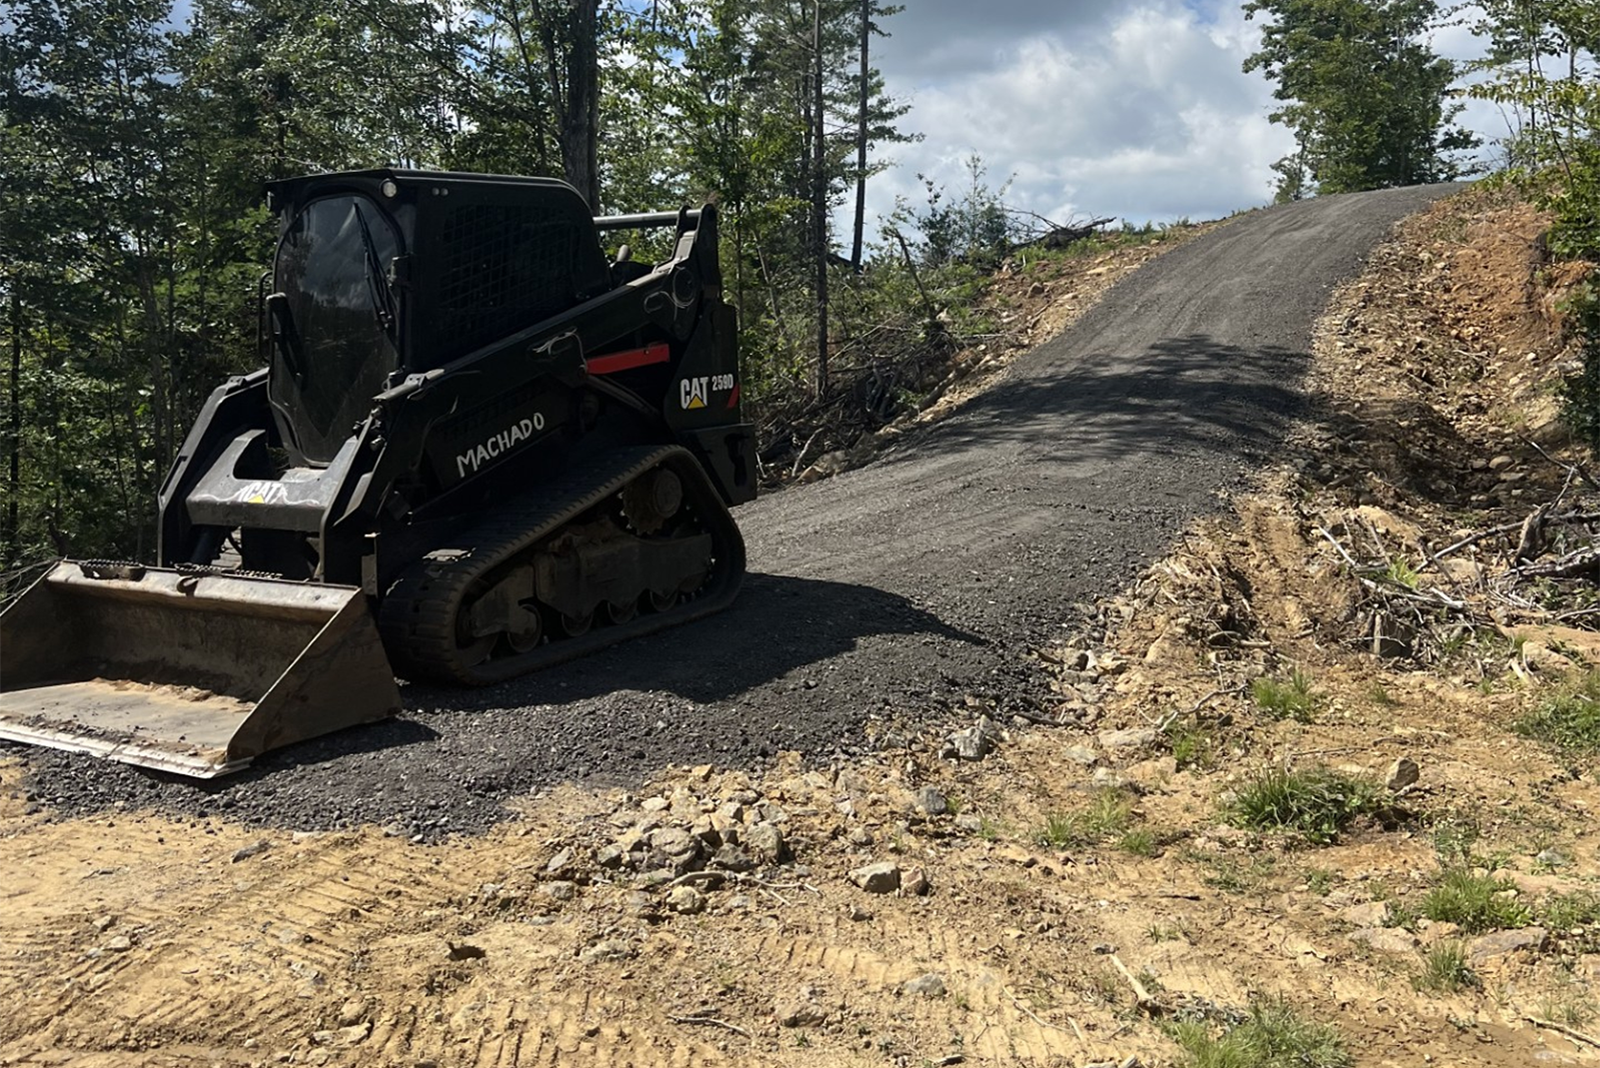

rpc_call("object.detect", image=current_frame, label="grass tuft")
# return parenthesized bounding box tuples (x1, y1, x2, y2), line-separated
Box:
(1252, 668, 1319, 722)
(1420, 869, 1532, 933)
(1224, 766, 1384, 844)
(1167, 997, 1351, 1068)
(1413, 942, 1477, 994)
(1036, 788, 1136, 849)
(1515, 670, 1600, 755)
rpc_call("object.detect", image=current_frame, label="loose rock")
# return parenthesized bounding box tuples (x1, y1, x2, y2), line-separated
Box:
(1384, 757, 1420, 792)
(902, 972, 945, 997)
(913, 786, 948, 816)
(665, 885, 706, 915)
(850, 862, 901, 894)
(1469, 926, 1547, 963)
(1097, 727, 1157, 749)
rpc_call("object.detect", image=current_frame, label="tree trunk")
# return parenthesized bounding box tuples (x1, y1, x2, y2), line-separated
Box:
(812, 0, 829, 399)
(539, 0, 601, 209)
(7, 289, 20, 562)
(851, 0, 869, 270)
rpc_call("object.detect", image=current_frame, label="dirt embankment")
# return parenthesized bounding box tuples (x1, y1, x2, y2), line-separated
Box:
(4, 187, 1600, 1068)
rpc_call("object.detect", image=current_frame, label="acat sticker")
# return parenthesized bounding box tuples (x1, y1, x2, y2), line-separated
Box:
(679, 373, 736, 410)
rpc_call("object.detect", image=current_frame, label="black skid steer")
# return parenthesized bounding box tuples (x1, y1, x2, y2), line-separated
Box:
(0, 170, 756, 777)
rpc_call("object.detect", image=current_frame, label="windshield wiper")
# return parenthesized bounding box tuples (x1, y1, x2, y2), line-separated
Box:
(353, 202, 398, 337)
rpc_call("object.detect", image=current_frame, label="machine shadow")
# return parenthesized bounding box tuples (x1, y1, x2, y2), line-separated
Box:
(406, 571, 984, 712)
(886, 334, 1313, 470)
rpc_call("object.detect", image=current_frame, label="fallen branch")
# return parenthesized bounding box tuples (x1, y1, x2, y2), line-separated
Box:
(668, 1013, 752, 1039)
(1110, 954, 1159, 1014)
(1525, 1014, 1600, 1050)
(1003, 986, 1085, 1044)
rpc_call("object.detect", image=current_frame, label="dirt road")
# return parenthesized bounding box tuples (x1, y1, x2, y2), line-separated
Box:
(18, 186, 1457, 835)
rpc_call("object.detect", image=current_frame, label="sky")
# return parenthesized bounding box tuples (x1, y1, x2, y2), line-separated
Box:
(867, 0, 1504, 232)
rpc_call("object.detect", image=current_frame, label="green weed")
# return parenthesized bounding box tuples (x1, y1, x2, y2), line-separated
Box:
(1167, 718, 1217, 770)
(1036, 788, 1136, 849)
(1118, 828, 1158, 856)
(1224, 766, 1384, 844)
(1420, 869, 1533, 933)
(1413, 942, 1477, 994)
(1252, 669, 1319, 722)
(1167, 997, 1351, 1068)
(1516, 670, 1600, 755)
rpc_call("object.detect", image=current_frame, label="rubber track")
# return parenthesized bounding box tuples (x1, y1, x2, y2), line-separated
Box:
(377, 445, 745, 685)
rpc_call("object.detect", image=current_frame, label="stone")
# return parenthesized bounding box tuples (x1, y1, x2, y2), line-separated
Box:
(648, 826, 698, 855)
(947, 717, 1002, 761)
(231, 839, 271, 863)
(1536, 848, 1571, 869)
(1349, 927, 1416, 953)
(847, 905, 872, 922)
(774, 992, 829, 1028)
(850, 862, 901, 894)
(1097, 727, 1157, 749)
(744, 822, 787, 863)
(310, 1023, 370, 1048)
(1384, 757, 1420, 792)
(665, 885, 706, 915)
(912, 787, 948, 816)
(595, 845, 626, 870)
(1469, 927, 1547, 963)
(106, 935, 133, 952)
(954, 813, 984, 834)
(902, 973, 946, 997)
(1125, 756, 1178, 790)
(1488, 455, 1514, 471)
(901, 867, 931, 896)
(335, 999, 367, 1028)
(1341, 901, 1391, 928)
(1091, 767, 1127, 789)
(639, 796, 670, 813)
(848, 825, 876, 845)
(580, 939, 637, 965)
(711, 845, 756, 873)
(545, 848, 574, 875)
(1064, 746, 1099, 767)
(543, 881, 577, 902)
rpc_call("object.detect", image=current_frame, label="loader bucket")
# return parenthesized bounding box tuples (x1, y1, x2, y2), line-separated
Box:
(0, 562, 401, 778)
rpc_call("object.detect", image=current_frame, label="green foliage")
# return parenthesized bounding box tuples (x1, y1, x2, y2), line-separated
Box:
(1251, 668, 1319, 722)
(1420, 868, 1533, 932)
(1036, 788, 1137, 849)
(1225, 766, 1384, 843)
(1166, 717, 1217, 770)
(1243, 0, 1478, 199)
(1515, 669, 1600, 754)
(1166, 998, 1352, 1068)
(0, 0, 920, 564)
(1413, 942, 1478, 993)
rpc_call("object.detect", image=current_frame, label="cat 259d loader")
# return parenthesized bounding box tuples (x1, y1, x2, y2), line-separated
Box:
(0, 169, 756, 778)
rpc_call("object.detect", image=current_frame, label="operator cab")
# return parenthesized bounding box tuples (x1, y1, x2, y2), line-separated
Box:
(263, 169, 612, 467)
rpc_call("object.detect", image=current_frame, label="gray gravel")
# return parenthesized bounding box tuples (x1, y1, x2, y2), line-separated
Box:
(8, 184, 1459, 836)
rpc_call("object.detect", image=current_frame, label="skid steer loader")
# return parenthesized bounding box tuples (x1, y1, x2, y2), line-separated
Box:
(0, 169, 756, 777)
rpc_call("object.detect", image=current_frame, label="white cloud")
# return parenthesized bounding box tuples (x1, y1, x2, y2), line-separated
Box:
(865, 0, 1295, 232)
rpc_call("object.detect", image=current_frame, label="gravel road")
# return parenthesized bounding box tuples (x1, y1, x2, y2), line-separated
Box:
(11, 184, 1459, 835)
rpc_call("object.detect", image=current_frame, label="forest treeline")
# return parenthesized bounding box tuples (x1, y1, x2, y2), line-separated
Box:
(1, 0, 1596, 567)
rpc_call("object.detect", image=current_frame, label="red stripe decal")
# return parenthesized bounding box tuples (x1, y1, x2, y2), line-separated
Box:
(588, 343, 671, 375)
(727, 383, 740, 409)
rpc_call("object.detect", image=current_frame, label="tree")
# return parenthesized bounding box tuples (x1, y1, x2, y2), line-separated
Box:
(1243, 0, 1478, 198)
